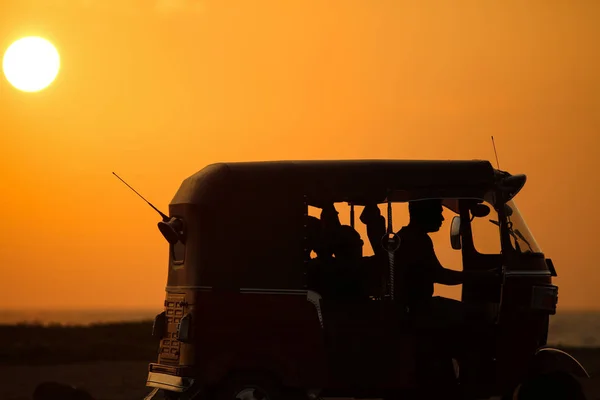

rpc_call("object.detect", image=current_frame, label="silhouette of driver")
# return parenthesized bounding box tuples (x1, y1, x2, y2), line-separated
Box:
(396, 199, 462, 313)
(361, 199, 500, 384)
(360, 199, 497, 322)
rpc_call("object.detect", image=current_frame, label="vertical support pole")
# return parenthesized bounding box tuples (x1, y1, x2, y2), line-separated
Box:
(387, 200, 395, 300)
(303, 194, 309, 289)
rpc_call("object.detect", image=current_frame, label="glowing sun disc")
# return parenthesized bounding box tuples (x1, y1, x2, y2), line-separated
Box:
(2, 36, 61, 92)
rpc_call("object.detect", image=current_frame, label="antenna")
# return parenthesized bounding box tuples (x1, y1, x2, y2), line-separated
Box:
(491, 136, 501, 169)
(112, 172, 170, 222)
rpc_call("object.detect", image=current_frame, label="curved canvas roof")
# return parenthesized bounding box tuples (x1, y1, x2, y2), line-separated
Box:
(171, 159, 499, 207)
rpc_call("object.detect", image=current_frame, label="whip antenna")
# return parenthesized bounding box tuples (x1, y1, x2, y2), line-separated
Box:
(491, 136, 501, 169)
(112, 172, 170, 222)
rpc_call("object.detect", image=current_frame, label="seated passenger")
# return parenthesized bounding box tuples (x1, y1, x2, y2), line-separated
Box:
(307, 203, 380, 298)
(331, 225, 363, 262)
(305, 202, 342, 261)
(327, 225, 368, 300)
(320, 202, 342, 257)
(304, 204, 342, 292)
(305, 215, 331, 260)
(320, 202, 342, 229)
(305, 215, 331, 293)
(359, 203, 388, 260)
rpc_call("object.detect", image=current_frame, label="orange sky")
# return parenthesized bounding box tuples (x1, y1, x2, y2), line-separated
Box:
(0, 1, 598, 310)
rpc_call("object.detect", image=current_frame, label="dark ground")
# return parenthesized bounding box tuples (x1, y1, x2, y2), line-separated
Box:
(0, 322, 598, 400)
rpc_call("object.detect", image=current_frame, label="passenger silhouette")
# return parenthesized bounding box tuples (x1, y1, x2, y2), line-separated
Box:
(305, 202, 342, 261)
(305, 215, 329, 259)
(320, 202, 342, 230)
(328, 225, 366, 299)
(320, 202, 342, 257)
(331, 225, 363, 261)
(305, 203, 345, 295)
(307, 202, 387, 299)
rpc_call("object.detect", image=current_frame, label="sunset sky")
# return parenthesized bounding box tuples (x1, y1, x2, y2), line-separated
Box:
(0, 1, 598, 310)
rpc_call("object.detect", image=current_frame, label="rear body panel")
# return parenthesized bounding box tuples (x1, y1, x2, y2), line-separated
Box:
(192, 288, 327, 388)
(149, 287, 328, 388)
(147, 288, 421, 393)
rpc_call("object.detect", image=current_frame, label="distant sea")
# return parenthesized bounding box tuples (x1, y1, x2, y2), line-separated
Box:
(0, 309, 598, 348)
(0, 309, 159, 326)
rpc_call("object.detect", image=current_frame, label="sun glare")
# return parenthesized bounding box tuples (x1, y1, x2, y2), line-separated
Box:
(2, 36, 61, 92)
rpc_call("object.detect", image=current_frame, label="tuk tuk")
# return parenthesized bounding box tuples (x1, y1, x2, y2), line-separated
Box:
(143, 160, 589, 400)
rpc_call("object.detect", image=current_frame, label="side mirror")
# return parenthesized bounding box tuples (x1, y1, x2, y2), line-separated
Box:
(158, 217, 185, 245)
(499, 174, 527, 201)
(450, 216, 462, 250)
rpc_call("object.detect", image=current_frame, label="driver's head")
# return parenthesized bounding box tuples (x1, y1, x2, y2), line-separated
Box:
(408, 199, 444, 233)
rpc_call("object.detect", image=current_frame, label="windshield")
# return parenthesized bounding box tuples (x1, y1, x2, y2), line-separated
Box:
(502, 200, 543, 254)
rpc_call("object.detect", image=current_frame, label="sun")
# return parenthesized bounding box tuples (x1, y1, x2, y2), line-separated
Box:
(2, 36, 61, 92)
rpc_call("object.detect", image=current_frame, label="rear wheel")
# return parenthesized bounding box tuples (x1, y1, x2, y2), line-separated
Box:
(160, 387, 203, 400)
(507, 371, 587, 400)
(212, 372, 282, 400)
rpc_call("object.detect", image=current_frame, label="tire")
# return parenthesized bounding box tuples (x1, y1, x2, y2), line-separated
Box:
(160, 389, 201, 400)
(510, 371, 587, 400)
(158, 385, 204, 400)
(212, 372, 282, 400)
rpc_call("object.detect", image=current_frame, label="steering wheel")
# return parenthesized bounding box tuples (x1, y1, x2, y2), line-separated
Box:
(381, 232, 401, 253)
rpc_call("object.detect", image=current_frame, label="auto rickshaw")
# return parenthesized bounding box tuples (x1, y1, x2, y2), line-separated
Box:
(139, 160, 589, 400)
